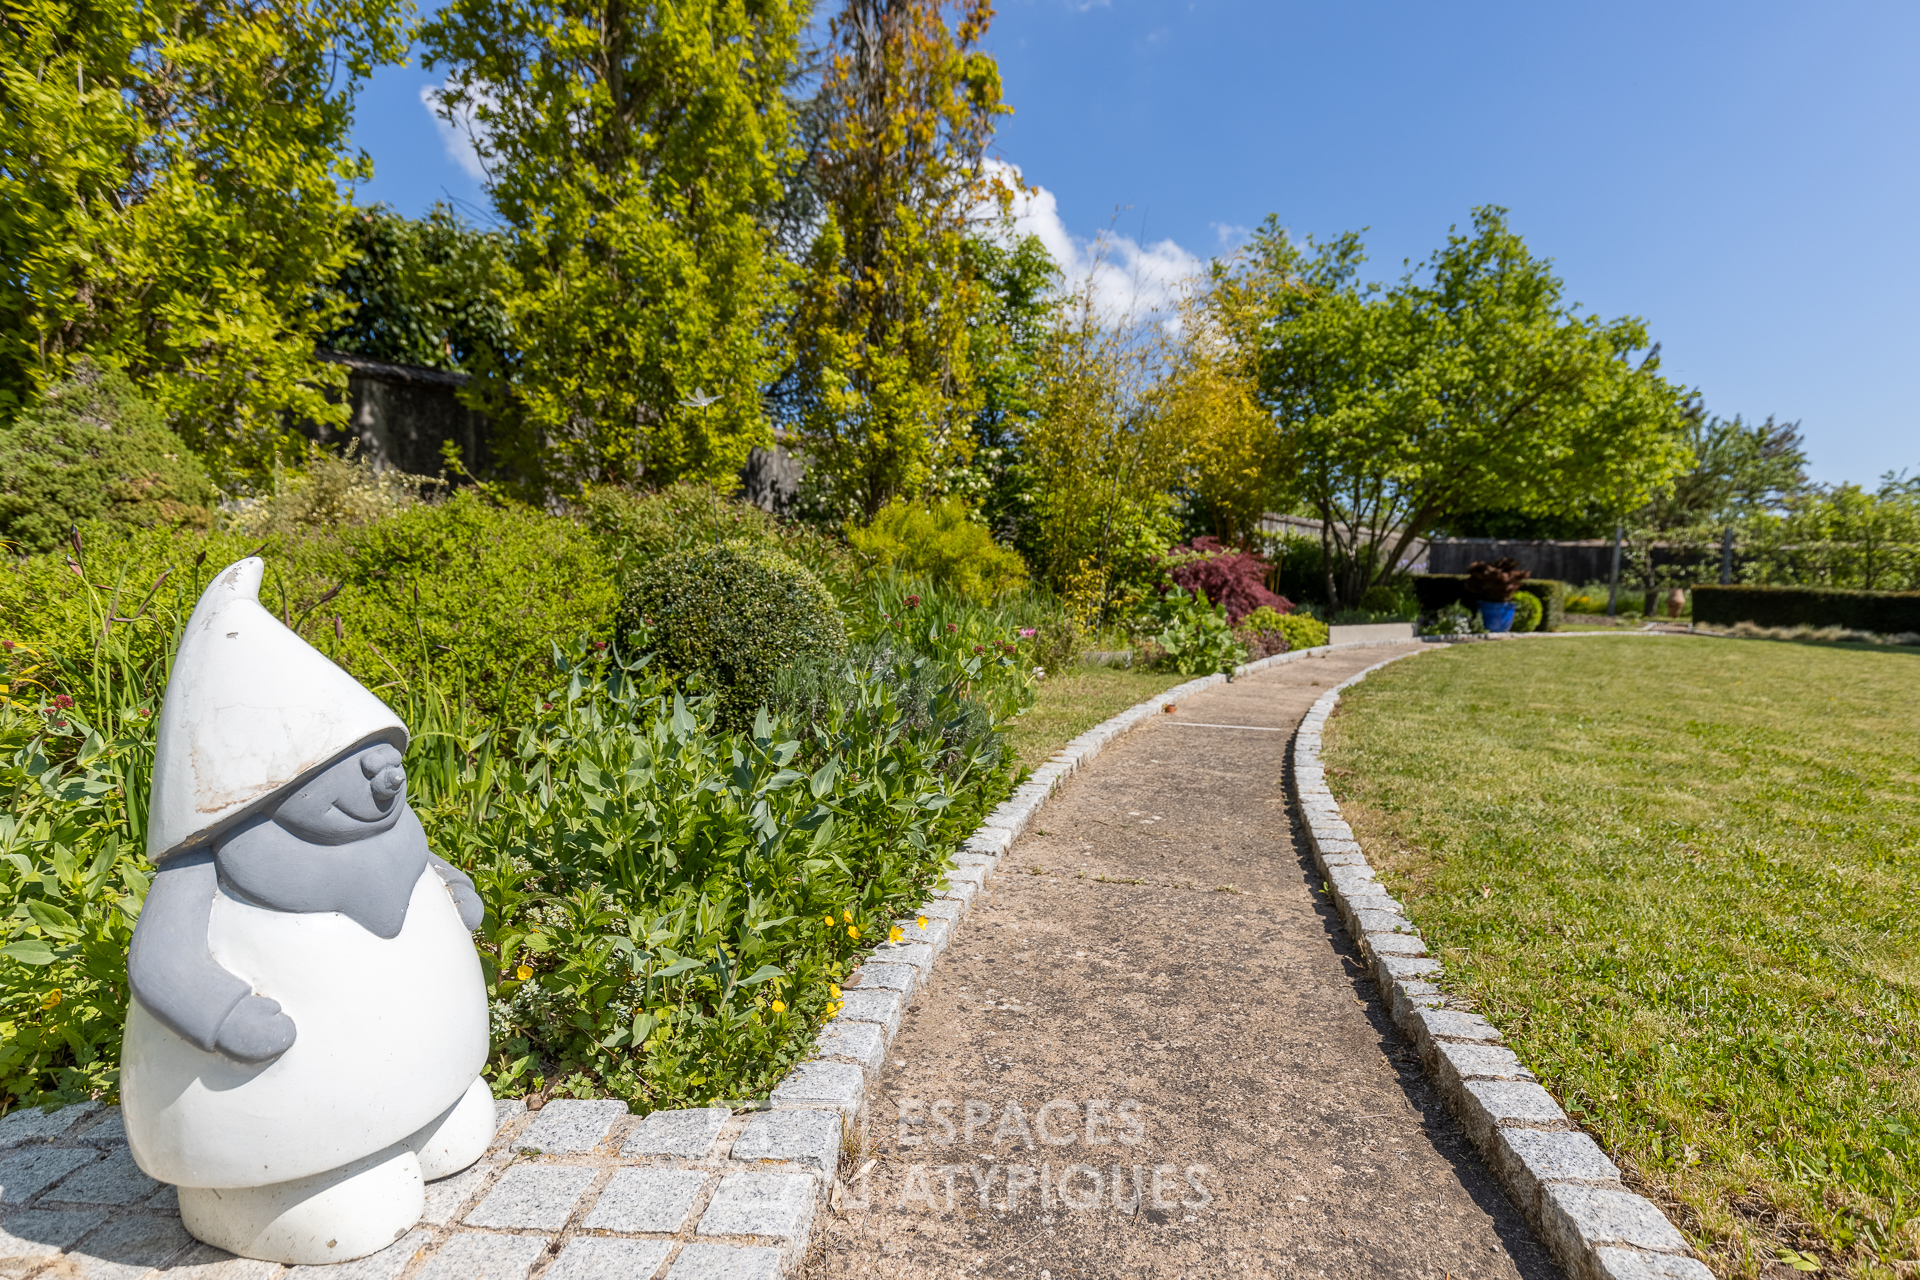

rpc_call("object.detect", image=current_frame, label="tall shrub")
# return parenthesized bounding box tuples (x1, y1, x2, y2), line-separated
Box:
(419, 0, 804, 495)
(619, 541, 848, 727)
(0, 0, 408, 482)
(1162, 537, 1289, 623)
(845, 498, 1027, 603)
(0, 365, 214, 553)
(788, 0, 1009, 519)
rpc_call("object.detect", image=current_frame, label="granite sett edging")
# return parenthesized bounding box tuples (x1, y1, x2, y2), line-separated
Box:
(1291, 643, 1712, 1280)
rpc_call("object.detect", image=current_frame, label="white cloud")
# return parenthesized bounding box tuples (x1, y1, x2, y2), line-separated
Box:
(985, 158, 1204, 325)
(420, 83, 489, 181)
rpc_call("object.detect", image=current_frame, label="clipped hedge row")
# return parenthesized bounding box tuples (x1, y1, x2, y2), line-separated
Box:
(1411, 574, 1567, 632)
(1692, 584, 1920, 634)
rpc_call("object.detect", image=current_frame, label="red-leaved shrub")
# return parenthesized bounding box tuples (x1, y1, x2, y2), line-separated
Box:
(1163, 538, 1292, 622)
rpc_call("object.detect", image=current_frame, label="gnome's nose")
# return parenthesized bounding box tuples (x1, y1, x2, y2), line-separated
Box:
(370, 765, 405, 806)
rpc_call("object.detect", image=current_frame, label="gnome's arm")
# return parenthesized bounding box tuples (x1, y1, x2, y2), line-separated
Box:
(128, 852, 298, 1063)
(427, 853, 485, 932)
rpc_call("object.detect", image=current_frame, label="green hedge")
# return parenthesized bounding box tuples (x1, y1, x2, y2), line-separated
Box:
(2, 492, 618, 718)
(1412, 574, 1568, 632)
(1692, 584, 1920, 634)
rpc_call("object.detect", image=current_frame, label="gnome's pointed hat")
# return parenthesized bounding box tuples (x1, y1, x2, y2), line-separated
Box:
(146, 558, 407, 861)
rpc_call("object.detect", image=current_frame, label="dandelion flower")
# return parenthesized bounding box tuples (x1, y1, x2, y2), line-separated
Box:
(771, 1000, 786, 1014)
(515, 964, 533, 981)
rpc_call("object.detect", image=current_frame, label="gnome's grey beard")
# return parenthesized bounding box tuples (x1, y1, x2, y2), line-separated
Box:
(127, 741, 484, 1063)
(215, 807, 429, 938)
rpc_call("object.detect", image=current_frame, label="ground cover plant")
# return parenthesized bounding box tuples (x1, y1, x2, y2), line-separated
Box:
(0, 503, 1049, 1115)
(1324, 637, 1920, 1277)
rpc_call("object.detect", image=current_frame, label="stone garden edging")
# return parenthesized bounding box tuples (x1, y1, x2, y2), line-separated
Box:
(1292, 639, 1714, 1280)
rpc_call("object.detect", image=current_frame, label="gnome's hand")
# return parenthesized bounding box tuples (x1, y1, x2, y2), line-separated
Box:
(214, 995, 298, 1063)
(445, 878, 485, 932)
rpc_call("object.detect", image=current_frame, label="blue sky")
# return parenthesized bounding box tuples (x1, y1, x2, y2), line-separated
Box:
(350, 0, 1920, 487)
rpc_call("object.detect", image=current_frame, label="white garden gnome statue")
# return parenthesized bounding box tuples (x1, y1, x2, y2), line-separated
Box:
(121, 558, 494, 1264)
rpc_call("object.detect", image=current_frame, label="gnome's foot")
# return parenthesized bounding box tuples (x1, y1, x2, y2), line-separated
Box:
(178, 1143, 423, 1264)
(407, 1075, 496, 1179)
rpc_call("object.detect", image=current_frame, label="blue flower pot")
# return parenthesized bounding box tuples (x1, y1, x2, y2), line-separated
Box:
(1478, 601, 1516, 633)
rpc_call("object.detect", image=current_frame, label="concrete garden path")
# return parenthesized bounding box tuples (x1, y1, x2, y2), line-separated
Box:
(804, 644, 1562, 1280)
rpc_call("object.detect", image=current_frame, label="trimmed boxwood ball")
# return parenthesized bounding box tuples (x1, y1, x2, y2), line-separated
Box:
(620, 539, 847, 726)
(1511, 591, 1544, 633)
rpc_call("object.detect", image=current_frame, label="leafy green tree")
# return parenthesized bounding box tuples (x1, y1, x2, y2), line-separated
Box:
(317, 204, 512, 374)
(788, 0, 1009, 521)
(420, 0, 805, 496)
(1218, 207, 1693, 607)
(952, 230, 1056, 536)
(1012, 288, 1188, 618)
(0, 362, 215, 553)
(0, 0, 409, 484)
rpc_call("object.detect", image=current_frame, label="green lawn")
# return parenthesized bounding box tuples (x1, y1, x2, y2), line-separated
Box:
(1002, 665, 1185, 772)
(1325, 636, 1920, 1279)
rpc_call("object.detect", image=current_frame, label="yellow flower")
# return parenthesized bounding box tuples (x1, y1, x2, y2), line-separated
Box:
(770, 1000, 786, 1014)
(916, 915, 928, 929)
(829, 983, 841, 998)
(888, 925, 904, 943)
(847, 925, 860, 939)
(842, 909, 853, 923)
(41, 989, 61, 1010)
(823, 913, 835, 928)
(515, 964, 533, 981)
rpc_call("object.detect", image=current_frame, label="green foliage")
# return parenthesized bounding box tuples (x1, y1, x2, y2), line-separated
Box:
(1270, 533, 1330, 605)
(959, 232, 1058, 527)
(223, 445, 443, 539)
(577, 483, 856, 601)
(0, 568, 1024, 1112)
(1692, 584, 1920, 634)
(408, 645, 1012, 1108)
(1240, 607, 1329, 652)
(1330, 639, 1920, 1274)
(1641, 413, 1808, 531)
(0, 0, 408, 482)
(1510, 591, 1543, 633)
(620, 541, 848, 729)
(1216, 207, 1694, 608)
(317, 204, 512, 374)
(1357, 584, 1407, 614)
(2, 493, 618, 721)
(1012, 301, 1188, 619)
(1734, 476, 1920, 592)
(0, 365, 215, 553)
(1520, 579, 1567, 632)
(845, 498, 1028, 603)
(419, 0, 803, 496)
(788, 0, 1009, 519)
(1148, 589, 1244, 676)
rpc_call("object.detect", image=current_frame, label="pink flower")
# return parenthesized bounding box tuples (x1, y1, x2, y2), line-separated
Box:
(51, 694, 74, 710)
(905, 595, 921, 608)
(1018, 628, 1036, 639)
